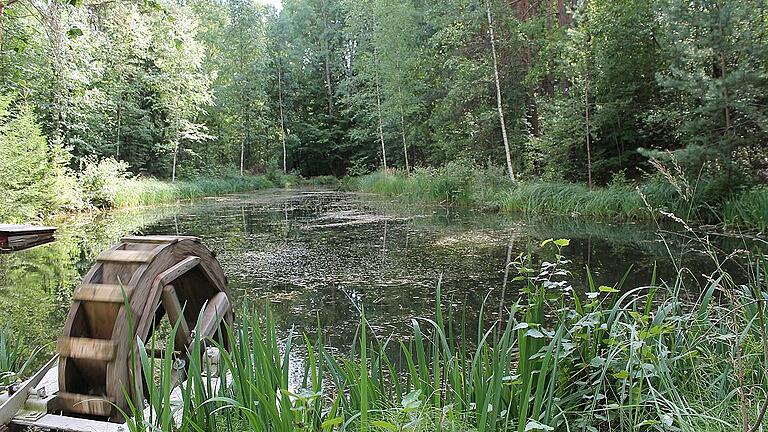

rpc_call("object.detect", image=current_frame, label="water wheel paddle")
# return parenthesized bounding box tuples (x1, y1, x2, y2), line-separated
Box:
(55, 236, 233, 421)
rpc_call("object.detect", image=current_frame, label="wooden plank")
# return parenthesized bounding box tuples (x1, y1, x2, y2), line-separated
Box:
(73, 283, 132, 303)
(197, 293, 230, 339)
(0, 224, 56, 235)
(97, 250, 155, 263)
(122, 235, 199, 244)
(56, 338, 117, 361)
(157, 256, 201, 286)
(0, 355, 58, 425)
(162, 285, 192, 348)
(55, 392, 114, 417)
(12, 413, 123, 432)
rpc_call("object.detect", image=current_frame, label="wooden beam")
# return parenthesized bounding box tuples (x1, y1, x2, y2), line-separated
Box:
(121, 235, 199, 244)
(97, 250, 155, 263)
(73, 283, 132, 303)
(55, 393, 114, 417)
(157, 256, 201, 286)
(162, 285, 192, 348)
(197, 293, 230, 339)
(56, 338, 117, 361)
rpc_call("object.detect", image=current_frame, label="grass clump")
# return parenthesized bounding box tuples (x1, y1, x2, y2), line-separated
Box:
(111, 175, 275, 208)
(722, 187, 768, 230)
(0, 327, 36, 387)
(352, 163, 768, 229)
(122, 237, 767, 432)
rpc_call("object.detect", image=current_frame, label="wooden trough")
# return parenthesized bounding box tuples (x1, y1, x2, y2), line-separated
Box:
(0, 224, 56, 253)
(0, 235, 234, 431)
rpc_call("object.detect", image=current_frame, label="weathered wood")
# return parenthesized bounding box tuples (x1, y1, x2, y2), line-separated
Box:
(158, 256, 201, 286)
(121, 235, 199, 244)
(73, 283, 132, 303)
(0, 224, 56, 252)
(197, 293, 230, 339)
(56, 338, 117, 361)
(11, 413, 124, 432)
(55, 393, 114, 417)
(96, 250, 155, 263)
(58, 236, 232, 422)
(162, 285, 192, 348)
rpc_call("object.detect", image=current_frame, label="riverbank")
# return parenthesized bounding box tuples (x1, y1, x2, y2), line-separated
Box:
(351, 168, 768, 231)
(1, 163, 341, 223)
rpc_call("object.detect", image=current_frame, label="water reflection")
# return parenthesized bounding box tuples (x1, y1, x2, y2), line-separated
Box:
(1, 189, 763, 364)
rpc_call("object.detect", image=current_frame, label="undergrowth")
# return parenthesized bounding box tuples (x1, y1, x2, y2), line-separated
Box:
(351, 165, 768, 230)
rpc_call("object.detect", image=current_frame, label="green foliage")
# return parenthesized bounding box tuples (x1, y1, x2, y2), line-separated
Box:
(113, 238, 768, 432)
(3, 0, 768, 222)
(78, 158, 132, 208)
(0, 96, 81, 222)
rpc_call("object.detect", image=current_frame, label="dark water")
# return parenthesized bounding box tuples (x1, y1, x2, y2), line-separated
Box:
(0, 188, 763, 357)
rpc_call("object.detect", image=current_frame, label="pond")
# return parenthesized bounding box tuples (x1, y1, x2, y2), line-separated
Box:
(0, 188, 760, 359)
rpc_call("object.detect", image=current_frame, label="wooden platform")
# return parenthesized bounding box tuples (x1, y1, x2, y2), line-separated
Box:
(0, 224, 56, 253)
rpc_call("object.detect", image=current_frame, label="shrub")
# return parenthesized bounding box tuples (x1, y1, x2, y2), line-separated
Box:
(79, 157, 132, 208)
(0, 96, 81, 222)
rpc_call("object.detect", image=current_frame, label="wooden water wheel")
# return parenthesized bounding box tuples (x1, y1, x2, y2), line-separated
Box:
(54, 236, 234, 422)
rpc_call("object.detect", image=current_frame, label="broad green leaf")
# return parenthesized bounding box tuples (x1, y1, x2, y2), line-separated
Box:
(525, 420, 554, 431)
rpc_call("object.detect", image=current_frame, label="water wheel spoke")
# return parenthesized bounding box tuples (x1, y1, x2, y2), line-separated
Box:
(196, 293, 230, 340)
(161, 284, 192, 349)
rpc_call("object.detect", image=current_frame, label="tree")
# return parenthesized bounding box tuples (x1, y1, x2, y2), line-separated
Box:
(487, 0, 515, 181)
(657, 0, 768, 185)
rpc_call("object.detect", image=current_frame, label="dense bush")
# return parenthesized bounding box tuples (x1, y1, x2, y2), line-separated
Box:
(0, 97, 82, 222)
(79, 158, 132, 208)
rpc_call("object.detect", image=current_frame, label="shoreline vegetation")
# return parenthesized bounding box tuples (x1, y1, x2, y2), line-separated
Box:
(4, 237, 766, 432)
(1, 153, 340, 223)
(350, 165, 768, 232)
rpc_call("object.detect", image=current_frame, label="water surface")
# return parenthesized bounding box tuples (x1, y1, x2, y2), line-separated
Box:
(0, 188, 756, 356)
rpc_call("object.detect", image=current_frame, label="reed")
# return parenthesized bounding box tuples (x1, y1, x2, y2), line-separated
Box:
(122, 237, 767, 432)
(352, 166, 768, 229)
(722, 187, 768, 230)
(111, 175, 275, 208)
(0, 327, 36, 387)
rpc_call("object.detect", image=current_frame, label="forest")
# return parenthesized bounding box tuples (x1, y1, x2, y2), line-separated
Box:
(4, 2, 768, 432)
(1, 0, 767, 223)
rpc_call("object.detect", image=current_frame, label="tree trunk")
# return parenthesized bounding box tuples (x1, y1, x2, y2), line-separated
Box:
(48, 0, 65, 143)
(321, 0, 334, 116)
(584, 4, 593, 188)
(0, 3, 5, 63)
(172, 129, 179, 183)
(375, 70, 387, 171)
(278, 67, 287, 173)
(399, 101, 409, 173)
(115, 101, 121, 159)
(487, 1, 516, 182)
(719, 40, 731, 131)
(585, 74, 593, 189)
(240, 135, 245, 176)
(398, 83, 409, 173)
